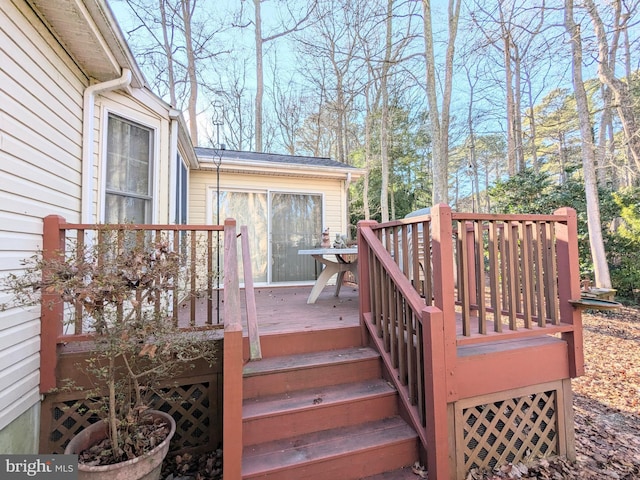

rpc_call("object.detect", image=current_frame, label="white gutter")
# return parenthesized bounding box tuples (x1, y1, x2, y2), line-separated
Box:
(81, 68, 132, 223)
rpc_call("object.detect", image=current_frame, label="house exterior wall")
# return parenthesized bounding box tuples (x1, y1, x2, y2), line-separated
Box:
(0, 0, 184, 451)
(0, 0, 89, 451)
(189, 169, 348, 238)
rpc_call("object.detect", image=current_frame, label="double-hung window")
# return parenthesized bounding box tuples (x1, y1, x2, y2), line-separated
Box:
(104, 114, 154, 223)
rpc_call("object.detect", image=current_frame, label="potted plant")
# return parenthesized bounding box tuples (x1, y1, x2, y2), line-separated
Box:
(2, 228, 217, 479)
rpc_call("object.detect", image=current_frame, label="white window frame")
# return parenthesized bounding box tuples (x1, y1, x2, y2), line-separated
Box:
(100, 109, 160, 223)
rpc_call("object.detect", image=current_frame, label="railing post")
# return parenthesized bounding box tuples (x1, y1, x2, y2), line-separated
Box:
(430, 204, 458, 400)
(554, 207, 584, 377)
(422, 306, 451, 480)
(40, 215, 66, 393)
(357, 220, 378, 344)
(222, 218, 243, 479)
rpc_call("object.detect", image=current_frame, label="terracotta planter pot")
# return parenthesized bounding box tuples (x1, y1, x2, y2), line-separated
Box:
(64, 410, 176, 480)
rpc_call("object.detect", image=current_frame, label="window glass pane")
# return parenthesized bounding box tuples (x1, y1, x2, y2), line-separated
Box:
(271, 193, 322, 282)
(105, 114, 153, 223)
(105, 193, 148, 224)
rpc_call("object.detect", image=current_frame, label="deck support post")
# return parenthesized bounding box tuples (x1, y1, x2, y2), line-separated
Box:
(41, 215, 66, 393)
(422, 306, 452, 480)
(430, 204, 458, 401)
(554, 207, 584, 377)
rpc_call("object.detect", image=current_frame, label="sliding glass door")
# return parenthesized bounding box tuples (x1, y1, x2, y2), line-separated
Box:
(213, 189, 322, 284)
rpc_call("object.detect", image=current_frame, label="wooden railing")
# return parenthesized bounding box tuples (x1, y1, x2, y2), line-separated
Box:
(39, 216, 256, 474)
(40, 215, 229, 392)
(367, 205, 582, 347)
(358, 204, 583, 480)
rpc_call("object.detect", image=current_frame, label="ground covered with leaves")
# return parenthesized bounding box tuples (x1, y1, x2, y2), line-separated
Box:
(468, 306, 640, 479)
(160, 307, 640, 480)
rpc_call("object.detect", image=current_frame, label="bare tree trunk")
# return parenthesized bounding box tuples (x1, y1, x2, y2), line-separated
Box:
(159, 0, 177, 107)
(558, 131, 567, 184)
(336, 79, 346, 163)
(525, 75, 539, 172)
(597, 85, 613, 187)
(422, 0, 460, 205)
(565, 0, 612, 288)
(585, 0, 640, 175)
(254, 0, 263, 152)
(505, 49, 517, 175)
(380, 0, 393, 223)
(182, 0, 198, 145)
(364, 82, 372, 220)
(513, 45, 525, 172)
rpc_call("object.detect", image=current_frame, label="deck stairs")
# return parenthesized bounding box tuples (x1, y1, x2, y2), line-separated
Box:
(241, 325, 420, 479)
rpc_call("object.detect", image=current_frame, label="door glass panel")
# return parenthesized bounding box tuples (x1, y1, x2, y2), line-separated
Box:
(216, 191, 268, 283)
(271, 192, 322, 282)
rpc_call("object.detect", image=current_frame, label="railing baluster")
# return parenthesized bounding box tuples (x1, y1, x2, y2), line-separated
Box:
(505, 222, 518, 330)
(520, 222, 533, 329)
(74, 229, 85, 334)
(423, 221, 433, 305)
(474, 220, 487, 334)
(190, 230, 197, 326)
(155, 229, 162, 320)
(458, 220, 471, 335)
(390, 281, 398, 367)
(547, 223, 559, 325)
(500, 223, 508, 313)
(172, 229, 180, 327)
(488, 221, 501, 332)
(382, 269, 391, 351)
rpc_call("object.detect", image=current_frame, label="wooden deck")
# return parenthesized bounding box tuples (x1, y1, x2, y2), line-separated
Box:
(239, 285, 360, 335)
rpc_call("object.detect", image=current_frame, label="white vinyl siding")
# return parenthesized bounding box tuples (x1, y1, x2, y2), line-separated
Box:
(0, 0, 87, 433)
(190, 170, 347, 236)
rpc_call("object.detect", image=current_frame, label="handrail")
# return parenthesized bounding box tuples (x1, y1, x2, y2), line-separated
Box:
(240, 225, 262, 360)
(358, 224, 450, 479)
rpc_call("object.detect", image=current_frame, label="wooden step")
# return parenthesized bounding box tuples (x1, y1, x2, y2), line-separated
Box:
(243, 347, 381, 399)
(242, 416, 418, 480)
(243, 378, 398, 446)
(252, 325, 362, 358)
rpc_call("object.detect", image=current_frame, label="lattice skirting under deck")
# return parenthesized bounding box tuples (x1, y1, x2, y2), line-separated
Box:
(41, 376, 222, 455)
(453, 379, 575, 478)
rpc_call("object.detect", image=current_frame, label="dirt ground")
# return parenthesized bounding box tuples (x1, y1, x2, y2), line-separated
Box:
(162, 305, 640, 480)
(468, 305, 640, 479)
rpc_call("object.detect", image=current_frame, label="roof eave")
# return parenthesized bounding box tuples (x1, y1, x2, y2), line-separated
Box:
(198, 158, 364, 180)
